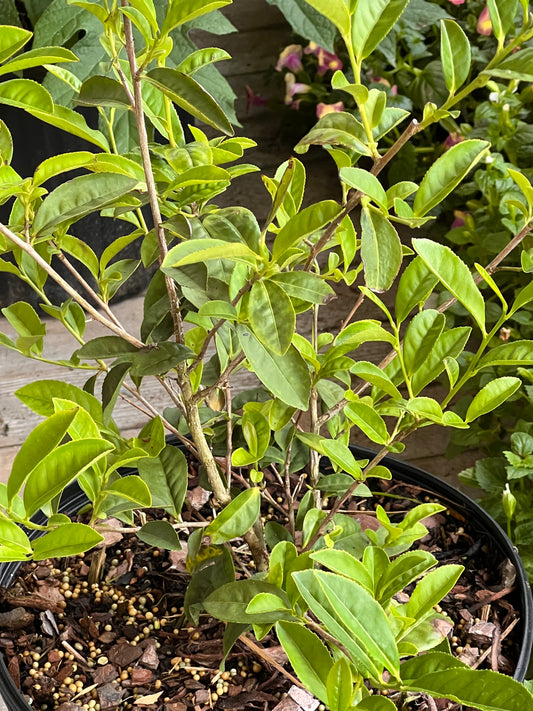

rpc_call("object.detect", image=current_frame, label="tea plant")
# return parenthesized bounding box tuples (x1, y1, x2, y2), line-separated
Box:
(0, 0, 532, 709)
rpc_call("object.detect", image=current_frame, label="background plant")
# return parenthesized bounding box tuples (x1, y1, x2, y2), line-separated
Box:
(0, 0, 533, 709)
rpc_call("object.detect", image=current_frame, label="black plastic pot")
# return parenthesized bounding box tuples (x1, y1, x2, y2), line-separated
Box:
(0, 450, 531, 709)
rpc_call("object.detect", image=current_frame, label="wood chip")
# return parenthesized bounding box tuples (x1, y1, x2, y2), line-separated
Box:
(0, 606, 34, 629)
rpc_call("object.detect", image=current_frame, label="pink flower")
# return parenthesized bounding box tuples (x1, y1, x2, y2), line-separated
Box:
(284, 72, 311, 106)
(276, 44, 304, 73)
(477, 5, 492, 35)
(316, 101, 344, 119)
(370, 77, 398, 95)
(444, 132, 464, 149)
(448, 0, 465, 4)
(304, 41, 343, 76)
(245, 85, 267, 113)
(451, 210, 469, 229)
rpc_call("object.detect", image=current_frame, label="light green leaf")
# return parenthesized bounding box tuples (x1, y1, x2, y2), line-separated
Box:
(162, 238, 259, 269)
(270, 272, 334, 304)
(360, 207, 402, 292)
(33, 173, 138, 237)
(476, 340, 533, 370)
(465, 377, 521, 423)
(413, 239, 485, 334)
(0, 25, 32, 64)
(28, 104, 110, 151)
(345, 401, 389, 445)
(297, 433, 363, 479)
(16, 380, 103, 422)
(8, 408, 78, 503)
(484, 47, 533, 82)
(406, 564, 464, 621)
(205, 488, 261, 544)
(0, 46, 77, 78)
(413, 141, 489, 217)
(145, 68, 233, 136)
(293, 570, 400, 679)
(340, 167, 387, 210)
(0, 519, 31, 554)
(300, 0, 351, 39)
(276, 621, 333, 705)
(510, 279, 533, 315)
(238, 325, 311, 410)
(395, 256, 439, 324)
(32, 523, 103, 561)
(0, 78, 53, 113)
(273, 200, 341, 262)
(294, 112, 370, 156)
(350, 361, 402, 399)
(403, 310, 446, 376)
(327, 657, 354, 711)
(310, 549, 373, 592)
(102, 476, 152, 507)
(249, 280, 295, 356)
(176, 47, 231, 75)
(351, 0, 411, 60)
(24, 439, 113, 517)
(440, 19, 471, 94)
(411, 327, 471, 395)
(204, 579, 293, 624)
(161, 0, 232, 34)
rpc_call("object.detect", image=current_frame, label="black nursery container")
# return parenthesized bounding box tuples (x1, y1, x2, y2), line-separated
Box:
(0, 448, 531, 709)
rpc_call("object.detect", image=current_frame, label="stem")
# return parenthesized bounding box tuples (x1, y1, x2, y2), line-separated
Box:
(340, 292, 365, 330)
(225, 378, 233, 493)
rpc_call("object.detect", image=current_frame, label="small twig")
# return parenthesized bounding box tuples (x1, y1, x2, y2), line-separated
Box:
(340, 292, 365, 330)
(371, 119, 422, 177)
(471, 617, 519, 670)
(61, 640, 89, 666)
(225, 379, 233, 492)
(238, 635, 303, 689)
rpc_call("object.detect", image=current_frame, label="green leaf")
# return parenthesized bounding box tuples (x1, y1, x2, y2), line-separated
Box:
(77, 336, 139, 360)
(237, 325, 311, 410)
(205, 488, 261, 544)
(8, 409, 78, 503)
(406, 565, 464, 621)
(413, 238, 485, 334)
(403, 310, 446, 376)
(28, 103, 110, 151)
(413, 141, 489, 217)
(356, 698, 397, 711)
(395, 257, 439, 324)
(276, 621, 333, 705)
(176, 47, 231, 75)
(340, 168, 387, 210)
(297, 433, 363, 479)
(345, 401, 389, 445)
(16, 380, 103, 422)
(76, 75, 130, 108)
(0, 26, 32, 64)
(327, 657, 353, 711)
(162, 238, 259, 269)
(484, 47, 533, 82)
(487, 0, 519, 42)
(510, 280, 533, 315)
(402, 667, 533, 710)
(137, 520, 181, 550)
(465, 377, 521, 423)
(102, 476, 152, 507)
(265, 0, 336, 51)
(293, 570, 400, 679)
(273, 200, 341, 262)
(310, 549, 373, 592)
(32, 523, 103, 561)
(33, 173, 139, 237)
(270, 272, 334, 304)
(360, 208, 402, 293)
(411, 327, 471, 395)
(378, 550, 436, 605)
(204, 579, 293, 624)
(161, 0, 231, 34)
(0, 46, 77, 78)
(299, 0, 351, 39)
(476, 340, 533, 370)
(350, 362, 401, 399)
(0, 520, 31, 554)
(440, 19, 471, 94)
(294, 112, 371, 156)
(24, 439, 113, 517)
(351, 0, 411, 60)
(129, 342, 192, 377)
(145, 68, 233, 136)
(0, 78, 53, 113)
(249, 280, 295, 356)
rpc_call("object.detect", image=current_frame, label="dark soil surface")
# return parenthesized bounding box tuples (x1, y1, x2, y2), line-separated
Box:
(0, 476, 525, 711)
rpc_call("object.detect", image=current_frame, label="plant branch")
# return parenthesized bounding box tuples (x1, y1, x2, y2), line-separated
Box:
(0, 223, 144, 348)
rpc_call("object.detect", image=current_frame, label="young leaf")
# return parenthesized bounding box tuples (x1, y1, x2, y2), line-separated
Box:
(310, 549, 373, 592)
(413, 239, 485, 334)
(272, 200, 341, 262)
(411, 327, 471, 395)
(403, 310, 446, 376)
(350, 361, 402, 399)
(32, 523, 104, 561)
(340, 167, 387, 210)
(360, 207, 402, 292)
(487, 0, 519, 42)
(345, 401, 389, 445)
(276, 621, 333, 705)
(327, 657, 354, 711)
(162, 238, 259, 269)
(300, 0, 351, 40)
(484, 47, 533, 82)
(204, 579, 293, 624)
(412, 141, 489, 217)
(205, 488, 261, 544)
(406, 565, 464, 621)
(270, 272, 334, 304)
(0, 25, 32, 64)
(440, 19, 471, 94)
(102, 476, 152, 508)
(0, 520, 31, 555)
(395, 256, 439, 324)
(16, 380, 103, 422)
(475, 340, 533, 371)
(465, 377, 521, 423)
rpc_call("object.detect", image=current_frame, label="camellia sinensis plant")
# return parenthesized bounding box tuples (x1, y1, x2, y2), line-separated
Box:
(1, 1, 533, 709)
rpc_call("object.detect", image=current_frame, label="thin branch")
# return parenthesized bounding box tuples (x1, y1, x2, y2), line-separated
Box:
(0, 223, 144, 348)
(238, 635, 303, 689)
(192, 353, 246, 407)
(370, 119, 422, 176)
(340, 291, 365, 331)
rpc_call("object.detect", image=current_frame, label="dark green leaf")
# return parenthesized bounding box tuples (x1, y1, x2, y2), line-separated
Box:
(205, 488, 260, 544)
(137, 520, 181, 550)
